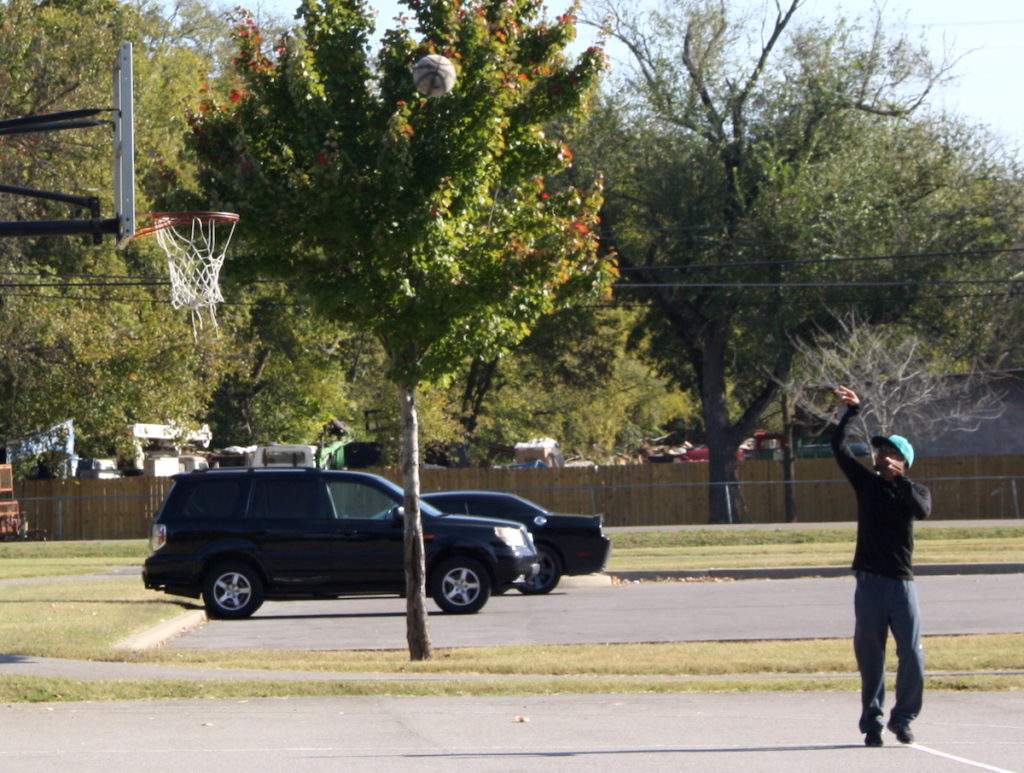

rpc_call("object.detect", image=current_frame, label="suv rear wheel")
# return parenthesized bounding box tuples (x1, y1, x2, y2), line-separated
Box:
(202, 561, 265, 619)
(430, 556, 491, 614)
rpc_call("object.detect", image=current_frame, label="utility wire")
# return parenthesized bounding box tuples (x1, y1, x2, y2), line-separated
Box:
(602, 289, 1018, 309)
(0, 291, 302, 308)
(616, 247, 1024, 272)
(614, 278, 1018, 289)
(0, 279, 167, 288)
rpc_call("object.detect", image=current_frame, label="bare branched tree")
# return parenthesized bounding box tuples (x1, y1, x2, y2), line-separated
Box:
(786, 312, 1006, 444)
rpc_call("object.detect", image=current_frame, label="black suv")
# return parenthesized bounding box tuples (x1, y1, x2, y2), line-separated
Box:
(142, 468, 538, 618)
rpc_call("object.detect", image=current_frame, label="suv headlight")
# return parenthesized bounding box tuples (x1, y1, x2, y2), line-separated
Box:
(494, 526, 528, 548)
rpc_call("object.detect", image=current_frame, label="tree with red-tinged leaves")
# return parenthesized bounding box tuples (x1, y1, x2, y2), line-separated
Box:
(186, 0, 614, 659)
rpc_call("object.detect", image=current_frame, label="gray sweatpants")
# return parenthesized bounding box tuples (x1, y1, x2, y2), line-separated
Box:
(853, 571, 925, 733)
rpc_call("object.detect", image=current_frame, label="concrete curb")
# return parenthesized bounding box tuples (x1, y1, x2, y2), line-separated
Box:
(113, 609, 207, 651)
(559, 573, 612, 587)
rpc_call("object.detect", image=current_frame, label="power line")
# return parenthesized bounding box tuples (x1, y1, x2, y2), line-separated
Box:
(0, 279, 167, 288)
(0, 291, 302, 308)
(616, 247, 1024, 273)
(601, 288, 1019, 309)
(614, 278, 1017, 290)
(0, 291, 167, 303)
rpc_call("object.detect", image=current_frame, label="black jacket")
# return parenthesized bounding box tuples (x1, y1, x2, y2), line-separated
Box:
(831, 404, 931, 579)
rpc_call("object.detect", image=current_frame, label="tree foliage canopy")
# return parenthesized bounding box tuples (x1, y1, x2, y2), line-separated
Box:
(578, 0, 1024, 520)
(187, 0, 615, 387)
(0, 0, 234, 466)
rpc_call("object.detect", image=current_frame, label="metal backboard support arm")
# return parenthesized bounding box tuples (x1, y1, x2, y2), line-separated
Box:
(0, 42, 134, 246)
(0, 183, 111, 243)
(0, 182, 101, 211)
(0, 108, 109, 135)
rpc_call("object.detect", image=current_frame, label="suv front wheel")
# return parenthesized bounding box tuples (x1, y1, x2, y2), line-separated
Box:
(202, 561, 265, 619)
(430, 556, 491, 614)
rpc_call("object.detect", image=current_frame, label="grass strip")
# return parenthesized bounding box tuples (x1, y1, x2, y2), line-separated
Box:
(1, 673, 1020, 703)
(607, 528, 1024, 570)
(1, 528, 1022, 579)
(120, 634, 1024, 676)
(608, 525, 1024, 548)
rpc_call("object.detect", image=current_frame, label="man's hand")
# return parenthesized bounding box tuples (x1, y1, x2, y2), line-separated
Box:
(835, 385, 860, 407)
(875, 450, 907, 481)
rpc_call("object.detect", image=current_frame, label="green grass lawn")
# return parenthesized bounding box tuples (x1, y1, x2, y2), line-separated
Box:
(0, 540, 147, 580)
(0, 531, 1020, 702)
(606, 526, 1024, 571)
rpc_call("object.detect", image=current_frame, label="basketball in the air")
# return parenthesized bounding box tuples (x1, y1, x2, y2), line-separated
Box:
(412, 54, 457, 97)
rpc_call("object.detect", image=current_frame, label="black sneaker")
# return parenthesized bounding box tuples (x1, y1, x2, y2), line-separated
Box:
(887, 721, 915, 744)
(864, 729, 883, 747)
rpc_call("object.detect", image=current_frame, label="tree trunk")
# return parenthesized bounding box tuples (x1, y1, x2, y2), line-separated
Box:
(700, 320, 740, 524)
(456, 356, 500, 466)
(781, 395, 797, 523)
(399, 382, 432, 661)
(706, 441, 740, 524)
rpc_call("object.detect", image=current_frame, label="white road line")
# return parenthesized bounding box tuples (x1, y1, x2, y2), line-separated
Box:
(913, 743, 1020, 773)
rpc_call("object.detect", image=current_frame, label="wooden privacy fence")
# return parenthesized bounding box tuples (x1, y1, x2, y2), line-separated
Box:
(17, 476, 171, 541)
(408, 454, 1023, 526)
(13, 455, 1023, 540)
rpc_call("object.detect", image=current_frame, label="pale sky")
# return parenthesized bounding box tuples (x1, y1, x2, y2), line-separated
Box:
(252, 0, 1024, 150)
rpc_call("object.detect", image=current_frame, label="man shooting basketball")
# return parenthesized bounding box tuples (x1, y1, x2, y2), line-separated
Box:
(831, 385, 931, 748)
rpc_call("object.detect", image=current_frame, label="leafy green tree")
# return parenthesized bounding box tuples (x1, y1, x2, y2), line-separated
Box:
(444, 306, 694, 464)
(185, 0, 613, 658)
(579, 0, 1024, 521)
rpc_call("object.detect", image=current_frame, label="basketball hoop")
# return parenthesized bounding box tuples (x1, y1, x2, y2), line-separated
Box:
(135, 211, 238, 332)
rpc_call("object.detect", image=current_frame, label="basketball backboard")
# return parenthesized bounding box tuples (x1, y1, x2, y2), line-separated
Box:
(112, 42, 135, 248)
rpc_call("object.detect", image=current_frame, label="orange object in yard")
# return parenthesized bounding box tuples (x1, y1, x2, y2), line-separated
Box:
(0, 464, 24, 537)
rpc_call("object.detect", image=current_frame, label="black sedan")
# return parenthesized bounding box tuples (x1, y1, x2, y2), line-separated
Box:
(421, 491, 611, 594)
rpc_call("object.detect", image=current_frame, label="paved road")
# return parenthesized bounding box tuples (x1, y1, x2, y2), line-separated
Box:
(165, 573, 1024, 651)
(0, 692, 1020, 773)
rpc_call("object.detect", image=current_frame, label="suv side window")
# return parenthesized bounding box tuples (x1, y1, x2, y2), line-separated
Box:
(327, 480, 397, 519)
(251, 477, 327, 520)
(176, 479, 246, 519)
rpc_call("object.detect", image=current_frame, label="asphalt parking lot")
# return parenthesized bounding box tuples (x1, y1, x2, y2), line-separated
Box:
(163, 572, 1024, 651)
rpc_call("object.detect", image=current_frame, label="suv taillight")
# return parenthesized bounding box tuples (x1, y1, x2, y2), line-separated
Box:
(150, 524, 167, 552)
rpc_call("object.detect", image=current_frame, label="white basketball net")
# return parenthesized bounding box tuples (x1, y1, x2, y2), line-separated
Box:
(151, 214, 237, 333)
